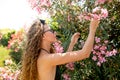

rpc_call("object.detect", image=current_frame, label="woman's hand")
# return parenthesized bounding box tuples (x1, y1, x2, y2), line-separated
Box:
(71, 32, 80, 45)
(67, 32, 80, 52)
(90, 19, 100, 31)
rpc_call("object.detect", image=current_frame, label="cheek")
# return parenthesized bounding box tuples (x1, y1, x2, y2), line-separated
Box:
(51, 34, 56, 40)
(46, 33, 56, 41)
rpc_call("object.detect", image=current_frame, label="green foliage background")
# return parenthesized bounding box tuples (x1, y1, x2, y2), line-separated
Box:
(47, 0, 120, 80)
(0, 0, 120, 80)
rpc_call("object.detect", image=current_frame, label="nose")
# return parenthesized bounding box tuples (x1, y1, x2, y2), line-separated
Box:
(54, 31, 57, 36)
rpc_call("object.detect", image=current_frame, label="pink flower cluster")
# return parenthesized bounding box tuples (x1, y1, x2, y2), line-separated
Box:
(65, 62, 75, 70)
(0, 59, 20, 80)
(0, 67, 20, 80)
(62, 73, 71, 80)
(28, 0, 52, 14)
(92, 37, 117, 66)
(92, 7, 108, 19)
(53, 41, 64, 53)
(82, 7, 108, 20)
(7, 31, 24, 52)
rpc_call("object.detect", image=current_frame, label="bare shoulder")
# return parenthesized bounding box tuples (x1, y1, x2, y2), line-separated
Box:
(37, 52, 52, 66)
(37, 52, 47, 62)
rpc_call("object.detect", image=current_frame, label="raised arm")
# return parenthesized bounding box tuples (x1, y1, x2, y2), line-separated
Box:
(41, 19, 100, 66)
(67, 32, 80, 52)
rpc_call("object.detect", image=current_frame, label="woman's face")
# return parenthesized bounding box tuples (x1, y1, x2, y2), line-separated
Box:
(43, 24, 57, 43)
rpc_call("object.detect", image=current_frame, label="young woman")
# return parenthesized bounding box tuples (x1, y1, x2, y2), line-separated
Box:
(20, 19, 100, 80)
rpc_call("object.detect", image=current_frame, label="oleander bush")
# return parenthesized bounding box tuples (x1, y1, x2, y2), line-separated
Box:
(0, 0, 120, 80)
(7, 29, 26, 64)
(0, 30, 15, 47)
(28, 0, 120, 79)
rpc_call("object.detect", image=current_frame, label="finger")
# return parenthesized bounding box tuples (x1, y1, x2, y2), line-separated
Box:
(74, 32, 80, 36)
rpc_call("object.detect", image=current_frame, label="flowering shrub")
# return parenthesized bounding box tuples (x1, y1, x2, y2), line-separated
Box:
(28, 0, 52, 14)
(62, 73, 71, 80)
(27, 0, 120, 79)
(8, 30, 24, 52)
(0, 31, 15, 47)
(82, 7, 108, 20)
(0, 59, 20, 80)
(0, 30, 24, 79)
(92, 37, 117, 66)
(0, 0, 119, 80)
(7, 30, 25, 64)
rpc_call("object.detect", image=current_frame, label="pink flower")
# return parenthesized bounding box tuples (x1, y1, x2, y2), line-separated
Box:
(56, 46, 63, 53)
(95, 37, 100, 43)
(105, 51, 112, 57)
(14, 70, 20, 80)
(94, 45, 100, 50)
(97, 62, 101, 66)
(92, 7, 101, 13)
(95, 51, 101, 56)
(92, 7, 108, 19)
(101, 8, 108, 19)
(98, 56, 106, 63)
(62, 73, 71, 80)
(92, 51, 97, 54)
(100, 45, 107, 51)
(65, 62, 75, 70)
(53, 42, 64, 53)
(104, 40, 108, 44)
(91, 13, 101, 20)
(7, 44, 11, 49)
(92, 56, 97, 61)
(100, 50, 105, 54)
(28, 0, 52, 14)
(112, 49, 117, 56)
(35, 7, 42, 14)
(84, 15, 91, 20)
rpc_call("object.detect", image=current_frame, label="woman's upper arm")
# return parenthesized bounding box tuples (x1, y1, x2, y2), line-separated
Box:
(41, 50, 88, 66)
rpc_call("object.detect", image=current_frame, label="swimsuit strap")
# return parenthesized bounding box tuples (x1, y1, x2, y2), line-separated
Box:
(41, 48, 50, 54)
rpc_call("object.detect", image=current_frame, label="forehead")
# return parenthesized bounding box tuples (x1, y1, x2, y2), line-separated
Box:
(43, 24, 51, 30)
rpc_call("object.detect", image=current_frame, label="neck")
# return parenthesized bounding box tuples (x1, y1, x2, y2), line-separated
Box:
(41, 40, 51, 53)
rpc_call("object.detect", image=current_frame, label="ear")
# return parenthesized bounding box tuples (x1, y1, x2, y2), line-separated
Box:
(43, 37, 45, 39)
(43, 34, 47, 40)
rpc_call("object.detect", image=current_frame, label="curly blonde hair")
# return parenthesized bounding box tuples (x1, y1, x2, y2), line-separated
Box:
(20, 20, 44, 80)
